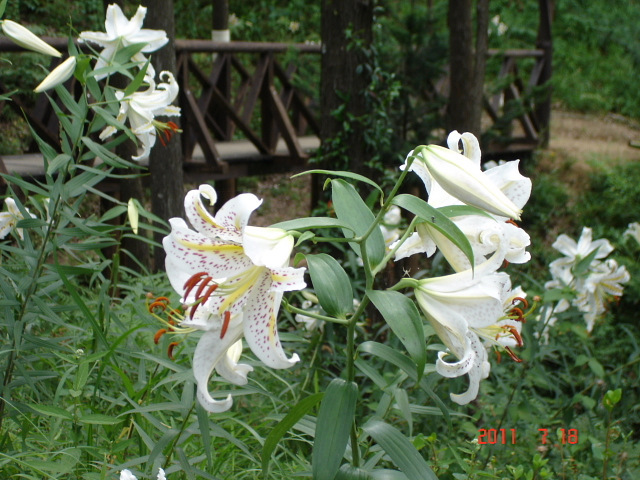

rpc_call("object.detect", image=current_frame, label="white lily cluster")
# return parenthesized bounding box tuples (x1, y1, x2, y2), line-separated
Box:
(162, 185, 306, 412)
(120, 468, 166, 480)
(4, 4, 180, 162)
(624, 222, 640, 245)
(0, 198, 36, 240)
(79, 4, 180, 161)
(398, 131, 532, 405)
(544, 227, 629, 332)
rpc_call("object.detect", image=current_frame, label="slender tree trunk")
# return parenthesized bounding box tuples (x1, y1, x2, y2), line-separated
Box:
(446, 0, 489, 138)
(146, 0, 184, 272)
(319, 0, 373, 174)
(535, 0, 554, 148)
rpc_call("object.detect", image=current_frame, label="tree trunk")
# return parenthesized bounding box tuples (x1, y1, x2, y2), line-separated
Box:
(319, 0, 373, 174)
(446, 0, 489, 139)
(535, 0, 554, 148)
(145, 0, 185, 272)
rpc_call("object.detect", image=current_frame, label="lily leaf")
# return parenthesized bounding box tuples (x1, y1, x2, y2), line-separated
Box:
(332, 179, 385, 268)
(363, 418, 438, 480)
(271, 216, 353, 232)
(366, 290, 426, 381)
(313, 378, 358, 480)
(293, 169, 384, 202)
(392, 194, 474, 267)
(262, 392, 324, 478)
(306, 253, 354, 318)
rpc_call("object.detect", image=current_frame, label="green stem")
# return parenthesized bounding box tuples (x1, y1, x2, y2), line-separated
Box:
(162, 403, 195, 469)
(371, 216, 420, 277)
(282, 300, 350, 325)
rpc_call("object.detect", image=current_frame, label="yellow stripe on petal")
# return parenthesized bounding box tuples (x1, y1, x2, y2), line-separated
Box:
(176, 238, 244, 253)
(196, 201, 224, 229)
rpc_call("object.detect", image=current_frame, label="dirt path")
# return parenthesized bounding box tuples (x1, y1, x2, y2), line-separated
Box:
(548, 110, 640, 163)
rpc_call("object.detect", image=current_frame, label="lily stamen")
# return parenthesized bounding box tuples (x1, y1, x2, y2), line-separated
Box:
(183, 271, 209, 299)
(512, 296, 529, 309)
(504, 346, 523, 363)
(167, 342, 178, 360)
(154, 328, 168, 344)
(220, 311, 231, 339)
(504, 325, 524, 347)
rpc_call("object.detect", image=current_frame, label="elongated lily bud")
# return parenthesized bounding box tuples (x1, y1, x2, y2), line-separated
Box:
(420, 144, 523, 219)
(1, 20, 62, 57)
(34, 56, 77, 93)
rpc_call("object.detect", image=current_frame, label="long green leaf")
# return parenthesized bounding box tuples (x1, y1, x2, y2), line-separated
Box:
(332, 179, 385, 267)
(313, 378, 358, 480)
(270, 216, 353, 232)
(363, 419, 438, 480)
(262, 392, 324, 478)
(29, 403, 73, 421)
(358, 341, 419, 382)
(293, 169, 384, 202)
(392, 194, 474, 267)
(366, 290, 426, 381)
(306, 253, 354, 318)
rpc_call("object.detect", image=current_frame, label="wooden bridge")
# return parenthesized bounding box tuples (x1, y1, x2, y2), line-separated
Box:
(0, 37, 550, 184)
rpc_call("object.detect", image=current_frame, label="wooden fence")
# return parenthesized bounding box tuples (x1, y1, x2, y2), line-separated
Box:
(0, 37, 551, 182)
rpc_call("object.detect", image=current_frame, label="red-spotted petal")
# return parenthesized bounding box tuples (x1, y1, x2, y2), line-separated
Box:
(243, 273, 300, 369)
(192, 322, 244, 413)
(270, 267, 307, 292)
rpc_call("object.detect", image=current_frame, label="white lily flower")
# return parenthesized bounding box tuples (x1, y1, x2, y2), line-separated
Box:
(414, 251, 523, 404)
(407, 132, 523, 219)
(163, 185, 306, 412)
(120, 468, 167, 480)
(548, 227, 614, 280)
(0, 198, 36, 240)
(623, 222, 640, 245)
(34, 56, 77, 93)
(574, 259, 629, 332)
(1, 19, 62, 57)
(380, 205, 403, 249)
(79, 4, 168, 80)
(397, 131, 531, 271)
(99, 71, 180, 161)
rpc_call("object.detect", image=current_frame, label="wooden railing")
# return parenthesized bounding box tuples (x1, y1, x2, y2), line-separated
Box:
(0, 38, 322, 181)
(0, 37, 551, 181)
(482, 48, 550, 155)
(175, 40, 321, 178)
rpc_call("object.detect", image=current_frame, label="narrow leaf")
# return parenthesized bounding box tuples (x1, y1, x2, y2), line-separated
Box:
(77, 414, 123, 425)
(293, 169, 384, 203)
(313, 378, 358, 480)
(363, 419, 437, 480)
(29, 404, 73, 420)
(271, 216, 353, 232)
(262, 392, 324, 477)
(367, 290, 426, 381)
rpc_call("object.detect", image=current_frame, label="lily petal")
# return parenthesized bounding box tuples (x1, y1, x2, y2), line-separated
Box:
(243, 273, 300, 369)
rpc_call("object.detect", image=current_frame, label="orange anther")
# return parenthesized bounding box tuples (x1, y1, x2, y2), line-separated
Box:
(505, 325, 524, 347)
(509, 307, 525, 322)
(220, 311, 231, 339)
(167, 342, 179, 360)
(183, 272, 208, 299)
(194, 276, 213, 300)
(512, 296, 529, 309)
(154, 328, 168, 344)
(504, 346, 522, 363)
